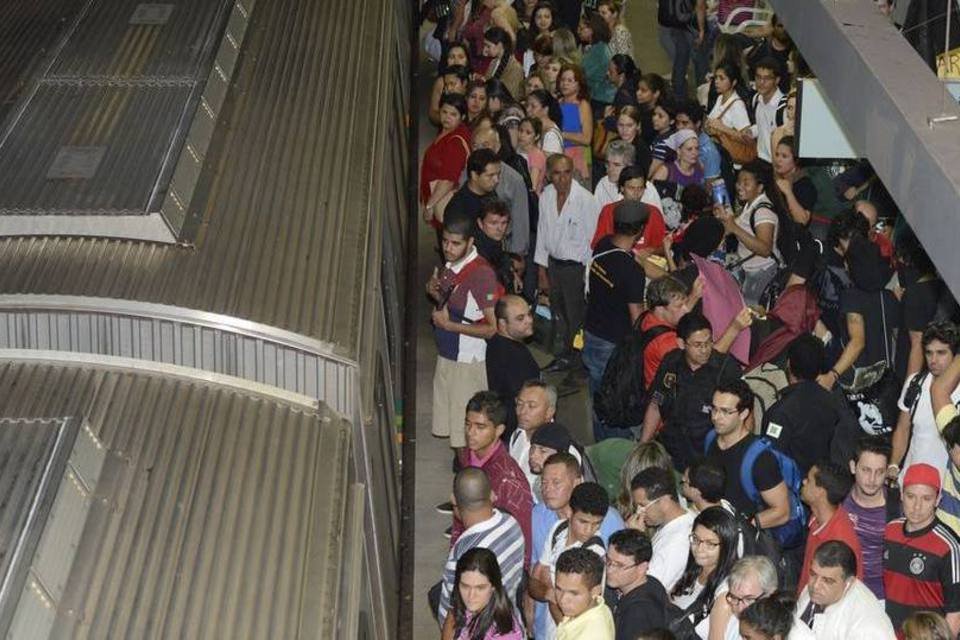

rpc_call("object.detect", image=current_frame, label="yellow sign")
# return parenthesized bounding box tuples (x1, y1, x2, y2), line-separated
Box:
(937, 46, 960, 80)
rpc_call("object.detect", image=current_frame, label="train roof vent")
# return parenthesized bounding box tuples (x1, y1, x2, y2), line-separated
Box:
(0, 0, 256, 244)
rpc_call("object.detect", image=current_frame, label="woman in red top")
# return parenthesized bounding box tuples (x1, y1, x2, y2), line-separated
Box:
(420, 93, 472, 229)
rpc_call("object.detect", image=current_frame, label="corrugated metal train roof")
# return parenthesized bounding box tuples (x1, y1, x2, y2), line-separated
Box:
(0, 0, 395, 359)
(0, 359, 352, 639)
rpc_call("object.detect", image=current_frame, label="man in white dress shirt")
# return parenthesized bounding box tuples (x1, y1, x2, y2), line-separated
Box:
(535, 154, 602, 373)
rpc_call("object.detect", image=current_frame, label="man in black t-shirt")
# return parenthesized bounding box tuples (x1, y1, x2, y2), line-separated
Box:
(486, 295, 540, 442)
(583, 200, 649, 441)
(445, 148, 500, 224)
(604, 528, 668, 640)
(644, 312, 742, 472)
(705, 379, 790, 527)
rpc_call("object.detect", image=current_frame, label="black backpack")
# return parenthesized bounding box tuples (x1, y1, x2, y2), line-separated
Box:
(594, 313, 673, 428)
(658, 0, 694, 29)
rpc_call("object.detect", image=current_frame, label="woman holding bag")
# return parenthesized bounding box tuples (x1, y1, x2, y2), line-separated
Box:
(703, 62, 755, 166)
(420, 93, 472, 230)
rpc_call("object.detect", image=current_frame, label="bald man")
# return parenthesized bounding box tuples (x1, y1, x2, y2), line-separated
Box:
(433, 468, 526, 631)
(487, 295, 540, 441)
(471, 125, 530, 257)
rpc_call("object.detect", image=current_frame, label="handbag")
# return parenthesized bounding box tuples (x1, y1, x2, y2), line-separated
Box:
(841, 292, 899, 437)
(713, 97, 758, 164)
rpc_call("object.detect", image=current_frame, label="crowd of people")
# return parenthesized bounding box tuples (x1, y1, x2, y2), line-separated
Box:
(418, 1, 960, 639)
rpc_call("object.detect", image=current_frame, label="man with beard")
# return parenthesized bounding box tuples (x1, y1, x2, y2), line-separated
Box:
(486, 294, 539, 441)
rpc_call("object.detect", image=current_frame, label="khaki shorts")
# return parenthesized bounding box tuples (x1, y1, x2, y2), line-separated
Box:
(432, 356, 487, 448)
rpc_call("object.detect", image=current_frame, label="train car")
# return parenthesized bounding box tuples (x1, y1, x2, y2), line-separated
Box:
(0, 0, 411, 636)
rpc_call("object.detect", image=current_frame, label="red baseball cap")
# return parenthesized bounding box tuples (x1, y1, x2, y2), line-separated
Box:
(903, 463, 941, 492)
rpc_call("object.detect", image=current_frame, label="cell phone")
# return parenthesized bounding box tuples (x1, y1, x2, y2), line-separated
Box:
(711, 181, 730, 207)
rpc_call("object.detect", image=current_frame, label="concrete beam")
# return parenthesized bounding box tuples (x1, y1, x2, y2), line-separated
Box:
(769, 0, 960, 296)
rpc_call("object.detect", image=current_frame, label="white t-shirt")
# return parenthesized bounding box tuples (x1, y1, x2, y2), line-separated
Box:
(648, 510, 696, 593)
(898, 372, 960, 477)
(734, 194, 779, 273)
(593, 178, 665, 213)
(709, 93, 751, 133)
(672, 578, 729, 639)
(541, 126, 564, 155)
(539, 519, 606, 640)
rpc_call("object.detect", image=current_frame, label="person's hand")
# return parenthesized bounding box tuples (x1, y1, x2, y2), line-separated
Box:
(885, 464, 900, 481)
(703, 117, 718, 135)
(537, 267, 550, 294)
(715, 204, 735, 228)
(626, 506, 646, 532)
(775, 176, 792, 195)
(691, 275, 705, 300)
(431, 305, 452, 330)
(426, 266, 440, 299)
(816, 371, 838, 390)
(733, 306, 753, 331)
(842, 186, 859, 201)
(662, 233, 674, 254)
(633, 247, 654, 264)
(422, 203, 435, 224)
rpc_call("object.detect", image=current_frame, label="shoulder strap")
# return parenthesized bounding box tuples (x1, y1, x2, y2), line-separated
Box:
(717, 96, 744, 121)
(451, 133, 471, 157)
(584, 246, 632, 296)
(908, 371, 931, 421)
(551, 520, 570, 549)
(740, 438, 769, 506)
(704, 429, 718, 455)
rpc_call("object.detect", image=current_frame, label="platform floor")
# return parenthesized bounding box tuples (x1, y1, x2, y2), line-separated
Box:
(410, 4, 672, 636)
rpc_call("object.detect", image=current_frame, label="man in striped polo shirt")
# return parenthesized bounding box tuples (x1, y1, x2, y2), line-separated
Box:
(883, 463, 960, 637)
(435, 467, 525, 631)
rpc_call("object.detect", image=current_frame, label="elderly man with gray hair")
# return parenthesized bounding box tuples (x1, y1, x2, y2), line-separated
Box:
(722, 555, 817, 639)
(595, 139, 638, 208)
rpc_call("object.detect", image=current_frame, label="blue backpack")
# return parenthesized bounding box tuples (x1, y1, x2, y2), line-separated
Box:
(704, 431, 807, 550)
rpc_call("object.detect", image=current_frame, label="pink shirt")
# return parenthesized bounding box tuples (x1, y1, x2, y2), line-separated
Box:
(456, 612, 524, 639)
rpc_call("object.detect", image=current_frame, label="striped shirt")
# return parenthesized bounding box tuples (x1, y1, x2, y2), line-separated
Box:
(883, 517, 960, 634)
(438, 509, 526, 627)
(935, 405, 960, 536)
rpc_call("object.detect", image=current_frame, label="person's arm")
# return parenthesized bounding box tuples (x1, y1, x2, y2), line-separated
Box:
(429, 77, 444, 126)
(889, 409, 911, 472)
(628, 302, 644, 324)
(651, 163, 669, 182)
(714, 307, 752, 354)
(776, 178, 811, 226)
(426, 266, 441, 303)
(906, 330, 925, 379)
(756, 481, 790, 528)
(933, 354, 960, 414)
(549, 598, 564, 623)
(506, 175, 530, 255)
(663, 234, 678, 272)
(695, 0, 706, 45)
(946, 612, 960, 639)
(432, 306, 498, 339)
(528, 562, 553, 601)
(817, 312, 865, 390)
(441, 612, 456, 640)
(424, 179, 457, 223)
(707, 594, 734, 640)
(562, 101, 594, 146)
(490, 7, 516, 44)
(641, 401, 662, 444)
(718, 207, 774, 257)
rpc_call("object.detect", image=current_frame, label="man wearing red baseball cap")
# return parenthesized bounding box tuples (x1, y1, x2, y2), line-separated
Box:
(883, 463, 960, 638)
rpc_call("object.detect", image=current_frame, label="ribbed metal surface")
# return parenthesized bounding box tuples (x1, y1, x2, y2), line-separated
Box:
(0, 1, 83, 122)
(0, 359, 352, 639)
(50, 0, 228, 82)
(0, 0, 398, 357)
(0, 84, 191, 216)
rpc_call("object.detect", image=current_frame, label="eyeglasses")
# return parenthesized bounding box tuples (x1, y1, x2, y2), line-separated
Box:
(726, 592, 761, 608)
(710, 406, 739, 416)
(689, 533, 721, 550)
(605, 557, 638, 571)
(634, 494, 666, 511)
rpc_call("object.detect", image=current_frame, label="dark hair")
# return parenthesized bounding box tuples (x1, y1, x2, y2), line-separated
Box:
(485, 26, 515, 60)
(451, 547, 517, 640)
(544, 451, 581, 476)
(776, 135, 797, 161)
(440, 91, 469, 119)
(713, 379, 754, 413)
(480, 198, 510, 222)
(467, 148, 499, 178)
(440, 41, 472, 75)
(738, 160, 775, 195)
(466, 390, 507, 427)
(613, 201, 648, 236)
(608, 528, 653, 564)
(679, 184, 714, 224)
(943, 417, 960, 450)
(444, 211, 476, 237)
(630, 466, 677, 501)
(527, 88, 564, 127)
(531, 32, 555, 56)
(753, 56, 784, 78)
(897, 234, 937, 277)
(532, 1, 558, 32)
(786, 334, 825, 381)
(639, 73, 667, 98)
(714, 61, 744, 89)
(678, 312, 712, 341)
(676, 98, 704, 126)
(634, 632, 677, 640)
(646, 275, 688, 309)
(485, 78, 517, 109)
(853, 435, 892, 465)
(582, 11, 611, 43)
(740, 592, 796, 639)
(653, 96, 677, 120)
(687, 458, 726, 503)
(617, 164, 646, 190)
(570, 482, 610, 518)
(813, 540, 858, 579)
(828, 209, 870, 249)
(922, 321, 960, 355)
(812, 461, 853, 506)
(610, 54, 640, 82)
(556, 547, 605, 588)
(443, 64, 471, 87)
(672, 507, 740, 614)
(559, 63, 589, 100)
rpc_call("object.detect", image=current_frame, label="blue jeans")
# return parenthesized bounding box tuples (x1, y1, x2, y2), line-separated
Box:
(668, 27, 694, 98)
(583, 331, 635, 441)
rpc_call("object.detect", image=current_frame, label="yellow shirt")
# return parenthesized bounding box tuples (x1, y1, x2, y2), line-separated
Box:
(935, 405, 960, 535)
(556, 596, 615, 640)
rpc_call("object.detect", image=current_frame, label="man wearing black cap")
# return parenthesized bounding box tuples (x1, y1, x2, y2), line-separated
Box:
(583, 199, 649, 441)
(528, 422, 574, 501)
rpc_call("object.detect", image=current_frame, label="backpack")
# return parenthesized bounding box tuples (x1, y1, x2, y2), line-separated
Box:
(728, 504, 787, 586)
(743, 363, 789, 429)
(704, 430, 807, 549)
(594, 313, 674, 428)
(550, 520, 605, 557)
(657, 0, 694, 29)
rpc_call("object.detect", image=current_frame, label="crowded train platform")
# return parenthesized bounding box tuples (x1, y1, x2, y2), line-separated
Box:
(410, 0, 960, 639)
